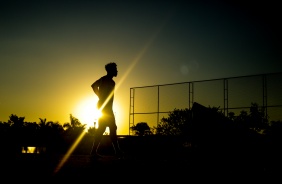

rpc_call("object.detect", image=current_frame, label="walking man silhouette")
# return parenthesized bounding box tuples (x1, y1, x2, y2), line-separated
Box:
(90, 62, 123, 159)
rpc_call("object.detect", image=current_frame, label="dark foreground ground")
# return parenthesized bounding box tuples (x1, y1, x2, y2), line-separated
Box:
(1, 153, 276, 183)
(1, 135, 281, 183)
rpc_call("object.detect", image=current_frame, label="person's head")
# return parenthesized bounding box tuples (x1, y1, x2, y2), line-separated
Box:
(105, 62, 118, 77)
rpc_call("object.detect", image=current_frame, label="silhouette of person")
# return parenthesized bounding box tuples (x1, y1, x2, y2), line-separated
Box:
(90, 62, 123, 159)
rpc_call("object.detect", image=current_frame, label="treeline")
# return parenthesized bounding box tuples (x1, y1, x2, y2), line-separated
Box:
(1, 102, 282, 156)
(131, 102, 282, 139)
(0, 113, 94, 155)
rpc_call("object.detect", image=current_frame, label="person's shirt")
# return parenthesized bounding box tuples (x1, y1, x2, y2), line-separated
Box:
(91, 75, 115, 111)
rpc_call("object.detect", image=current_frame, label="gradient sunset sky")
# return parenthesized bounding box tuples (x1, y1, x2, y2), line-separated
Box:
(1, 0, 281, 135)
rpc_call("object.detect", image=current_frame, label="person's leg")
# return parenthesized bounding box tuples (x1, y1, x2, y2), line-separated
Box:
(90, 124, 106, 156)
(109, 123, 123, 157)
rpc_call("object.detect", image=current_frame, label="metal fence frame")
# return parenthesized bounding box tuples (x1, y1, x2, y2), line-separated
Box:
(129, 72, 282, 135)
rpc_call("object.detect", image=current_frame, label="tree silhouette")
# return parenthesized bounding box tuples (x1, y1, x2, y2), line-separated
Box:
(154, 108, 192, 136)
(8, 114, 25, 128)
(63, 114, 86, 137)
(130, 122, 152, 136)
(232, 103, 269, 133)
(37, 118, 64, 151)
(87, 126, 96, 136)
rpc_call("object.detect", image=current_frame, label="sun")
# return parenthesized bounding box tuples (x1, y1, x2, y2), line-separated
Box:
(73, 96, 101, 130)
(73, 95, 125, 134)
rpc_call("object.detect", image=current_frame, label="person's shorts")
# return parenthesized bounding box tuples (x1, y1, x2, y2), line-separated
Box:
(98, 112, 116, 129)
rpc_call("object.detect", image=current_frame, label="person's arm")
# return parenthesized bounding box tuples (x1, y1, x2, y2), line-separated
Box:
(91, 78, 101, 98)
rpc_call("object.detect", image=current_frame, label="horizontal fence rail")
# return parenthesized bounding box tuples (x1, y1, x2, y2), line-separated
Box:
(129, 72, 282, 135)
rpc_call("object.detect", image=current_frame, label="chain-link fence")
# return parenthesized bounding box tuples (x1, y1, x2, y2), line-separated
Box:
(129, 72, 282, 135)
